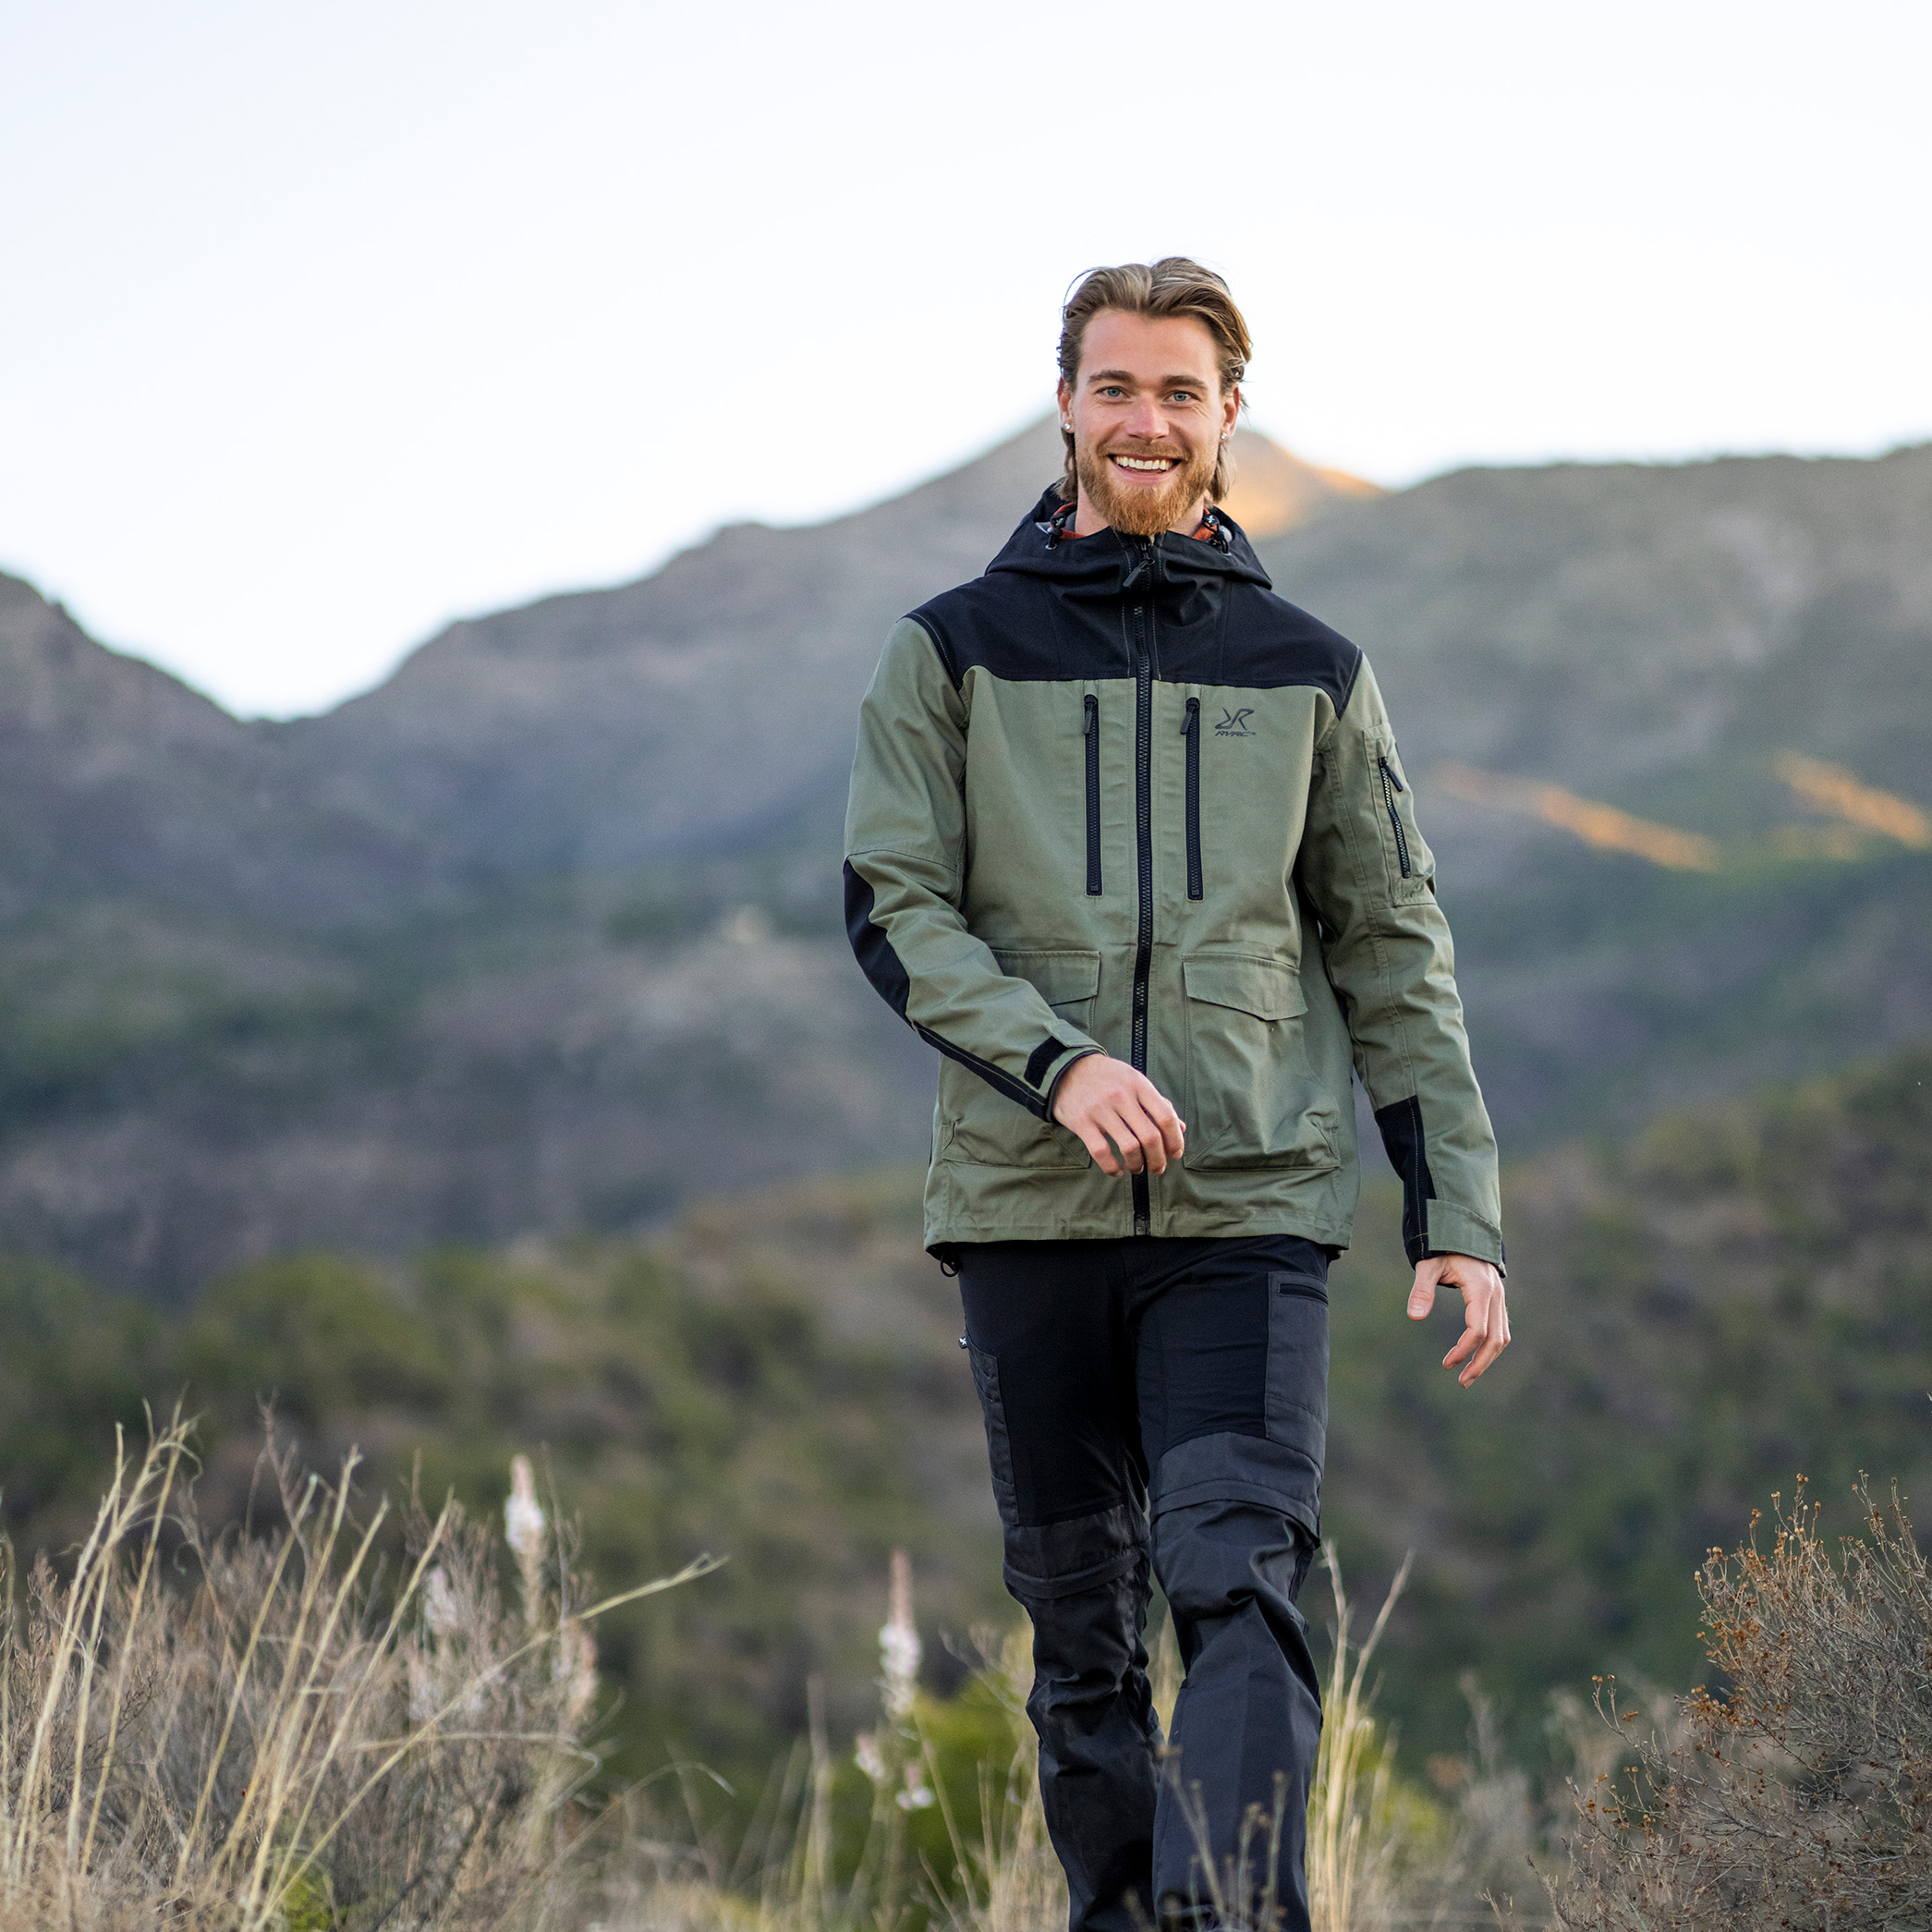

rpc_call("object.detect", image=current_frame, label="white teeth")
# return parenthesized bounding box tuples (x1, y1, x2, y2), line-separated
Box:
(1114, 456, 1175, 472)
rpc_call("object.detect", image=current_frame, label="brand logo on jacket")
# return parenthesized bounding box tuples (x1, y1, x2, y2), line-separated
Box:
(1214, 707, 1256, 736)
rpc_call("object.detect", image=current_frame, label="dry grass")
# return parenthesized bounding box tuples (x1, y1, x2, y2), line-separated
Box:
(1552, 1477, 1932, 1929)
(1, 1421, 1549, 1932)
(0, 1414, 714, 1931)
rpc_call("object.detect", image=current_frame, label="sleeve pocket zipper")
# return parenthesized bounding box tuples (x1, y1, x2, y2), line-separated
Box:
(1084, 694, 1102, 895)
(1378, 755, 1412, 878)
(1182, 698, 1203, 900)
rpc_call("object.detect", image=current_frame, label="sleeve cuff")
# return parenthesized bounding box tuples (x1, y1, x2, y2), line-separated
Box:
(1039, 1043, 1105, 1118)
(1420, 1200, 1506, 1272)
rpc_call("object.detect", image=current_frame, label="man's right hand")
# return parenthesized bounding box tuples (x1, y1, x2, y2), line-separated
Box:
(1051, 1054, 1185, 1176)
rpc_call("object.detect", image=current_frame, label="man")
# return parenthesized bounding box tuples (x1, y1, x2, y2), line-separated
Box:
(844, 259, 1508, 1932)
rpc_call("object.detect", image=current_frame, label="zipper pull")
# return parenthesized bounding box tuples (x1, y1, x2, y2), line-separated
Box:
(1379, 754, 1406, 792)
(1084, 694, 1098, 735)
(1181, 698, 1198, 736)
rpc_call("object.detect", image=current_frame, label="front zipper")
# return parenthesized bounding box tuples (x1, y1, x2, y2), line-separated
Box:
(1378, 756, 1412, 878)
(1083, 694, 1102, 895)
(1129, 539, 1157, 1236)
(1182, 697, 1203, 900)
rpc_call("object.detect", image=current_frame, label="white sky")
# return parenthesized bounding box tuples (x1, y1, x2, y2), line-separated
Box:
(3, 0, 1927, 717)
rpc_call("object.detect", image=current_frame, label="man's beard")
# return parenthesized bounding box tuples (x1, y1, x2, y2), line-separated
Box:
(1075, 438, 1218, 538)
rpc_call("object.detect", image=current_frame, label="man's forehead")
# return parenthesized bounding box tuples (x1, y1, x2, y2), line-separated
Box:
(1074, 310, 1221, 383)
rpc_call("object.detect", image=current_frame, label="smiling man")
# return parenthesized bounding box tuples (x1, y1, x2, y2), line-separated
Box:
(844, 260, 1508, 1932)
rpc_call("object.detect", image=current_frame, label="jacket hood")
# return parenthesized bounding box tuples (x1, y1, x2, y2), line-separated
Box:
(984, 486, 1275, 598)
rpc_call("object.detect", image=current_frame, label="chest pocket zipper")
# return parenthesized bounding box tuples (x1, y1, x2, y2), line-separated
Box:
(1083, 694, 1102, 895)
(1182, 698, 1203, 900)
(1378, 756, 1412, 878)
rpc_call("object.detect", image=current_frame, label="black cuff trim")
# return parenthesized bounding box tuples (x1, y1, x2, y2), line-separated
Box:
(1023, 1035, 1063, 1089)
(1373, 1094, 1436, 1266)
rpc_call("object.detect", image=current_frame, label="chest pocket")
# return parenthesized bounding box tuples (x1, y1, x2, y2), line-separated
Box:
(941, 949, 1099, 1169)
(1181, 953, 1340, 1173)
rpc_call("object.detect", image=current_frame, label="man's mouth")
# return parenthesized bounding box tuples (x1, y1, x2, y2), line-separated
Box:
(1108, 453, 1181, 475)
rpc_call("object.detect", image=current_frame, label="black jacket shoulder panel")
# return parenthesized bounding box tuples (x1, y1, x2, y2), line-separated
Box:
(907, 572, 1099, 686)
(1179, 584, 1364, 705)
(905, 492, 1365, 701)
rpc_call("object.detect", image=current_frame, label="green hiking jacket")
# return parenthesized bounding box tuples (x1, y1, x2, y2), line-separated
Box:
(843, 491, 1502, 1266)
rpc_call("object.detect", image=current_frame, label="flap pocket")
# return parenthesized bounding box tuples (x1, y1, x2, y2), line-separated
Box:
(992, 948, 1100, 1008)
(1182, 954, 1306, 1023)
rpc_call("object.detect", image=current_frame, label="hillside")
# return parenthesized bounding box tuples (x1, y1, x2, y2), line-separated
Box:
(8, 1041, 1929, 1792)
(0, 432, 1928, 1293)
(269, 419, 1364, 877)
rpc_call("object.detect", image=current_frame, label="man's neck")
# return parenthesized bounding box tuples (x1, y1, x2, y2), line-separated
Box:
(1072, 486, 1212, 541)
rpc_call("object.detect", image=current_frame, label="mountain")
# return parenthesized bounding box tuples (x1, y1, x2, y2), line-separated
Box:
(271, 418, 1366, 877)
(1250, 447, 1932, 1130)
(0, 426, 1928, 1295)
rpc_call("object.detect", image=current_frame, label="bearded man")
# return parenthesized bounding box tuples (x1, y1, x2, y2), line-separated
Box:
(844, 259, 1509, 1932)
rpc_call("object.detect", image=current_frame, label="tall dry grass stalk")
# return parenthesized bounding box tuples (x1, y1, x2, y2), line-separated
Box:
(1306, 1549, 1411, 1932)
(932, 1623, 1063, 1932)
(0, 1415, 714, 1932)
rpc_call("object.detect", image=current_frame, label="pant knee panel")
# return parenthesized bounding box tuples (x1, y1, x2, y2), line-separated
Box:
(1004, 1501, 1148, 1603)
(1149, 1429, 1321, 1543)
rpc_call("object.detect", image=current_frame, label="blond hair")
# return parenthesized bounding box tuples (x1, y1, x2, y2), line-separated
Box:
(1056, 258, 1251, 502)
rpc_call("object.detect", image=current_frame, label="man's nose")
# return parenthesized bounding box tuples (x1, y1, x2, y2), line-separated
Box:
(1124, 396, 1169, 440)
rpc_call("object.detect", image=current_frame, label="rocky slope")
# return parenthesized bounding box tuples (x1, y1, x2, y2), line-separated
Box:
(1, 431, 1927, 1294)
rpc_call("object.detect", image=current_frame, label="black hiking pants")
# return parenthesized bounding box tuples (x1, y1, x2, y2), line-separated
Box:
(956, 1234, 1329, 1932)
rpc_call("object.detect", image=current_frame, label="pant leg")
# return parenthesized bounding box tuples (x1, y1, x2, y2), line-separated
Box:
(1127, 1237, 1331, 1932)
(957, 1241, 1159, 1932)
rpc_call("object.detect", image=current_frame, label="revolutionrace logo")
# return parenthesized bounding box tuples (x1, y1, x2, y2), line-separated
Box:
(1214, 707, 1256, 736)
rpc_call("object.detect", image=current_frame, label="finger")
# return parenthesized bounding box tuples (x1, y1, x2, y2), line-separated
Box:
(1133, 1076, 1182, 1128)
(1107, 1098, 1169, 1175)
(1458, 1318, 1509, 1385)
(1445, 1292, 1509, 1383)
(1127, 1102, 1172, 1175)
(1407, 1262, 1443, 1320)
(1077, 1122, 1123, 1176)
(1095, 1106, 1148, 1174)
(1440, 1282, 1487, 1365)
(1131, 1081, 1187, 1162)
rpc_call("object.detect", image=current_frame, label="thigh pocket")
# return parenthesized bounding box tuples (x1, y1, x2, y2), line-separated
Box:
(966, 1343, 1020, 1526)
(1183, 953, 1341, 1172)
(1263, 1275, 1330, 1466)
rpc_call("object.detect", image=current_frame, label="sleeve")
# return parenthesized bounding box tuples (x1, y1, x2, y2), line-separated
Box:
(843, 616, 1105, 1120)
(1294, 655, 1505, 1269)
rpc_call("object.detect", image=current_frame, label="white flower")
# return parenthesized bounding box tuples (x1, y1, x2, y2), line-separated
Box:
(880, 1546, 921, 1721)
(855, 1731, 887, 1783)
(422, 1564, 460, 1641)
(505, 1454, 547, 1568)
(880, 1622, 922, 1721)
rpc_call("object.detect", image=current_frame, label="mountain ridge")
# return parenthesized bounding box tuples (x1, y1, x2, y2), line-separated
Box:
(1, 430, 1927, 1294)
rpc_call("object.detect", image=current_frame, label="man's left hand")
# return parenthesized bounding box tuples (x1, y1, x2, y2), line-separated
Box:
(1407, 1254, 1510, 1387)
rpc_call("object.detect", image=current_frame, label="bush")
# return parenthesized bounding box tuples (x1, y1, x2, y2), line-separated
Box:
(1555, 1478, 1932, 1928)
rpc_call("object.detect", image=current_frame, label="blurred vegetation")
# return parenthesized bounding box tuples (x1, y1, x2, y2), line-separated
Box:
(2, 1040, 1929, 1835)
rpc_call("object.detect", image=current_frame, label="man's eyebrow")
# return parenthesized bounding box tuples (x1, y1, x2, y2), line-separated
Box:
(1084, 367, 1214, 390)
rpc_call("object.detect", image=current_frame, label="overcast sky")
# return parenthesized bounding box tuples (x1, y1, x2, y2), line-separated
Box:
(3, 0, 1927, 717)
